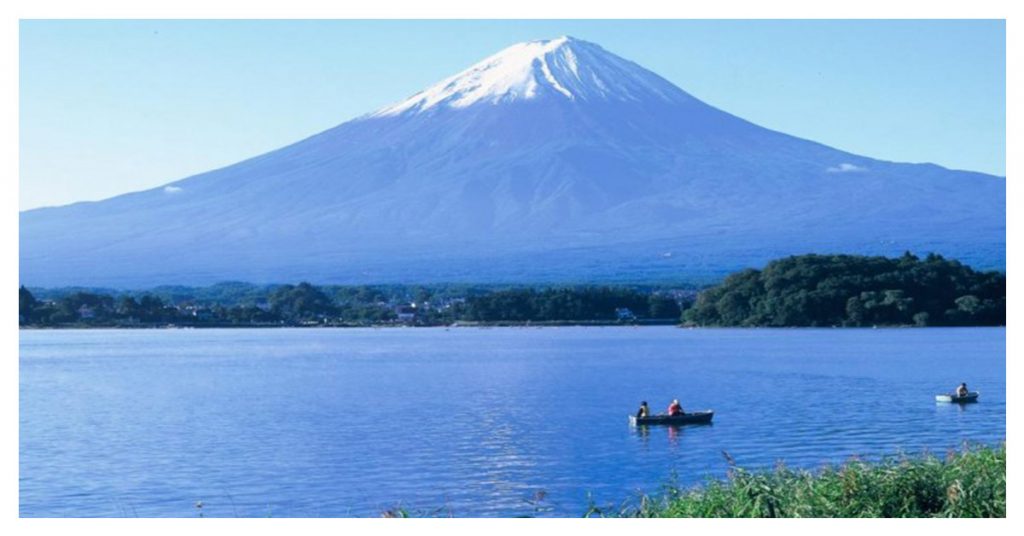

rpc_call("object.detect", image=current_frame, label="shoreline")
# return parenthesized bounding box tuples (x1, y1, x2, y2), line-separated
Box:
(18, 322, 1005, 330)
(18, 319, 680, 330)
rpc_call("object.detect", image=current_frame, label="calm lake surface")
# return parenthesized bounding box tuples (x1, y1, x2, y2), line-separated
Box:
(20, 327, 1005, 517)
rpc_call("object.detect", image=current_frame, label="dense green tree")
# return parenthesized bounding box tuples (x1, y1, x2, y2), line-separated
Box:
(116, 296, 141, 318)
(19, 286, 37, 324)
(222, 305, 278, 324)
(137, 295, 169, 322)
(683, 253, 1004, 327)
(44, 292, 116, 324)
(270, 282, 337, 321)
(412, 286, 433, 305)
(913, 311, 931, 327)
(648, 294, 682, 319)
(463, 286, 669, 322)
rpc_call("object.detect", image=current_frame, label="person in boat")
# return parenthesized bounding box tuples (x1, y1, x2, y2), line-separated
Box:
(667, 399, 684, 416)
(956, 383, 969, 397)
(636, 401, 649, 419)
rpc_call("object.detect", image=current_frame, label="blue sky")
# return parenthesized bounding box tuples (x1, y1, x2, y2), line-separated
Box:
(19, 19, 1005, 210)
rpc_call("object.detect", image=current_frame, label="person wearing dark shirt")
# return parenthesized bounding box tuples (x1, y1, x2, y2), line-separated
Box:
(636, 401, 649, 419)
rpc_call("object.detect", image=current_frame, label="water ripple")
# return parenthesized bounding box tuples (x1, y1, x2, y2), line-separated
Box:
(20, 327, 1005, 517)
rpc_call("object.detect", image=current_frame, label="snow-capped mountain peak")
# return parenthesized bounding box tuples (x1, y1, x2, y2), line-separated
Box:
(373, 36, 689, 116)
(19, 36, 1004, 287)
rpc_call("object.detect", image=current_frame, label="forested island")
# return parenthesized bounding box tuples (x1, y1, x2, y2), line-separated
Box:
(18, 252, 1004, 328)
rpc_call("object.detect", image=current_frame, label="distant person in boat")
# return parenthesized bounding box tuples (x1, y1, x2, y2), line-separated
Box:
(956, 383, 969, 397)
(667, 399, 684, 416)
(636, 401, 649, 419)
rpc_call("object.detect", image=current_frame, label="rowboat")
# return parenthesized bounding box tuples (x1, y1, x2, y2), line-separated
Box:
(935, 392, 979, 403)
(629, 411, 714, 426)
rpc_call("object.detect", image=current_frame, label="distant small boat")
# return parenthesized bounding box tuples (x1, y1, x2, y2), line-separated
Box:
(629, 411, 714, 426)
(935, 392, 979, 403)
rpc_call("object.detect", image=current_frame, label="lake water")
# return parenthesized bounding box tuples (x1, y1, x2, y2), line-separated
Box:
(20, 327, 1005, 517)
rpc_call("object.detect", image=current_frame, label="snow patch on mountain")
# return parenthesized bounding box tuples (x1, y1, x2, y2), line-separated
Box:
(827, 163, 868, 173)
(372, 36, 692, 116)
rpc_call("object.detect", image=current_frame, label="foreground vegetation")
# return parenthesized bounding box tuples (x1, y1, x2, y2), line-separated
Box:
(376, 444, 1005, 518)
(598, 444, 1005, 518)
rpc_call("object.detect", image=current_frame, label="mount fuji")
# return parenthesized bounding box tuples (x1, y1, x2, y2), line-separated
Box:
(20, 37, 1005, 287)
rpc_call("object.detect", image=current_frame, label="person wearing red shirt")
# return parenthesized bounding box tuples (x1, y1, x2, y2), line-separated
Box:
(667, 399, 684, 416)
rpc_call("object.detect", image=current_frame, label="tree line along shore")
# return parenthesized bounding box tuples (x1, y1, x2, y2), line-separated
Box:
(19, 252, 1004, 328)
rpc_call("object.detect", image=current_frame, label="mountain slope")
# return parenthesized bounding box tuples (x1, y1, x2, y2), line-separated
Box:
(20, 37, 1005, 287)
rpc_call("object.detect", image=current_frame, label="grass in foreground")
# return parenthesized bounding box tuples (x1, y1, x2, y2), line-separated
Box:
(593, 443, 1005, 518)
